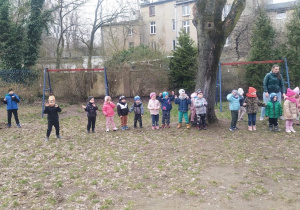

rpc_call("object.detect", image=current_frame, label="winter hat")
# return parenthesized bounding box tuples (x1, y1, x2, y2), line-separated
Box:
(191, 93, 197, 98)
(232, 89, 238, 96)
(134, 95, 141, 101)
(270, 93, 277, 101)
(150, 92, 156, 99)
(162, 91, 169, 98)
(179, 89, 185, 96)
(8, 88, 13, 92)
(88, 96, 94, 102)
(238, 88, 244, 95)
(246, 87, 257, 97)
(119, 95, 125, 101)
(286, 88, 296, 97)
(197, 89, 203, 94)
(293, 87, 299, 95)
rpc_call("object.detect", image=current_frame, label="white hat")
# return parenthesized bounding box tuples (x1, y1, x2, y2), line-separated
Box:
(293, 87, 299, 95)
(238, 88, 244, 95)
(179, 89, 185, 95)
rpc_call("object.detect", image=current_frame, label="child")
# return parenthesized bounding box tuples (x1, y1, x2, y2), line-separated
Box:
(190, 92, 197, 124)
(82, 96, 98, 133)
(243, 87, 265, 131)
(175, 89, 191, 129)
(43, 95, 61, 141)
(3, 88, 21, 128)
(237, 88, 246, 121)
(129, 95, 144, 128)
(117, 95, 129, 130)
(284, 88, 299, 133)
(194, 89, 208, 130)
(294, 87, 300, 126)
(158, 91, 174, 128)
(265, 93, 282, 131)
(148, 92, 160, 130)
(102, 96, 118, 132)
(227, 89, 242, 131)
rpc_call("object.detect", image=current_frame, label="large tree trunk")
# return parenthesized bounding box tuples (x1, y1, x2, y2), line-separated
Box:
(193, 0, 246, 123)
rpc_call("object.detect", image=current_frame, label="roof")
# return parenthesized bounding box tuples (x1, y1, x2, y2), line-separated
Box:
(265, 1, 299, 12)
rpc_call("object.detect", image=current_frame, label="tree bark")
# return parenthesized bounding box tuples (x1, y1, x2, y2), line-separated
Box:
(193, 0, 246, 123)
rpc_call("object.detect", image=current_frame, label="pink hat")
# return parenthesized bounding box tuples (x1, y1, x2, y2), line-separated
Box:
(286, 88, 296, 97)
(150, 92, 156, 98)
(293, 87, 299, 95)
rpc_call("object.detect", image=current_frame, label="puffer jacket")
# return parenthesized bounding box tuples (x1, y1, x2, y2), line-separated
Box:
(85, 102, 98, 117)
(129, 102, 144, 115)
(102, 102, 115, 117)
(194, 97, 207, 114)
(117, 102, 129, 116)
(226, 94, 241, 111)
(244, 97, 265, 114)
(283, 99, 299, 120)
(265, 101, 282, 118)
(175, 96, 191, 112)
(263, 72, 285, 94)
(158, 95, 174, 111)
(43, 106, 62, 121)
(3, 93, 20, 110)
(148, 99, 160, 115)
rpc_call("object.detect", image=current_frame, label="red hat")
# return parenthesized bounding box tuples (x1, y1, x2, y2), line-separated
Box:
(246, 87, 257, 97)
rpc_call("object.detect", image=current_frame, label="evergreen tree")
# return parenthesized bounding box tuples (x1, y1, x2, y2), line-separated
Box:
(245, 8, 276, 93)
(285, 4, 300, 87)
(169, 30, 197, 92)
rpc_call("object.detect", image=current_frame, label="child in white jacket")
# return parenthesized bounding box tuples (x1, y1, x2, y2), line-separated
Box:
(148, 92, 160, 130)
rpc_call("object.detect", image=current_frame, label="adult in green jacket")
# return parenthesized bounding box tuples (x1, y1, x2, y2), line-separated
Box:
(265, 92, 283, 131)
(260, 64, 286, 120)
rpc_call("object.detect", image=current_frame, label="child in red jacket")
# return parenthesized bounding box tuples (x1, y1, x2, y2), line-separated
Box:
(102, 96, 118, 132)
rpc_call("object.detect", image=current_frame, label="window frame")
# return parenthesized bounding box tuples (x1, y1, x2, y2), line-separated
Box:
(150, 21, 156, 34)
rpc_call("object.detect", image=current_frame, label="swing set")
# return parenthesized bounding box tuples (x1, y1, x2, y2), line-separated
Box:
(42, 67, 110, 117)
(216, 58, 290, 112)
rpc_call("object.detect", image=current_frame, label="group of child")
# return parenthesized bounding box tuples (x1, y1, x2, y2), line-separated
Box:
(227, 86, 300, 133)
(3, 86, 299, 141)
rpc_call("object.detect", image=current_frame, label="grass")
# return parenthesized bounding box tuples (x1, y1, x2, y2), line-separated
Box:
(0, 101, 300, 209)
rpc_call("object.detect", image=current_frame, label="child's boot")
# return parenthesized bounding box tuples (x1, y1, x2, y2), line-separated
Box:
(286, 127, 291, 133)
(248, 126, 252, 131)
(113, 127, 118, 131)
(252, 125, 256, 131)
(161, 124, 165, 129)
(121, 126, 125, 130)
(17, 124, 21, 128)
(7, 123, 11, 128)
(57, 135, 61, 139)
(87, 130, 90, 133)
(152, 126, 155, 130)
(269, 125, 273, 131)
(186, 123, 190, 129)
(166, 124, 170, 128)
(177, 123, 182, 129)
(197, 125, 201, 130)
(290, 127, 296, 133)
(274, 126, 279, 132)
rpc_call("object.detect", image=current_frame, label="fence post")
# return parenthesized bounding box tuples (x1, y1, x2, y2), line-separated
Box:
(104, 67, 109, 96)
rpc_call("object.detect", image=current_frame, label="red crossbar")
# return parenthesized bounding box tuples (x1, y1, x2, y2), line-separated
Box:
(47, 68, 105, 72)
(221, 60, 284, 66)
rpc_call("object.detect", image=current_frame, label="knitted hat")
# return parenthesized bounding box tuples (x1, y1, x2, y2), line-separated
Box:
(150, 92, 156, 98)
(293, 87, 299, 95)
(286, 88, 296, 97)
(119, 95, 125, 101)
(179, 89, 185, 96)
(88, 96, 94, 102)
(191, 93, 197, 98)
(134, 95, 141, 101)
(232, 89, 238, 95)
(246, 87, 257, 97)
(248, 87, 256, 94)
(238, 88, 244, 95)
(8, 88, 13, 92)
(270, 93, 277, 101)
(162, 91, 169, 98)
(197, 89, 203, 94)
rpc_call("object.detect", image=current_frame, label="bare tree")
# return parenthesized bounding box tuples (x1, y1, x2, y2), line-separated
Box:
(193, 0, 246, 123)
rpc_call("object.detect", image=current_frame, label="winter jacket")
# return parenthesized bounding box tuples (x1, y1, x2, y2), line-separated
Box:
(265, 101, 282, 119)
(84, 102, 98, 118)
(239, 97, 244, 107)
(43, 106, 62, 121)
(263, 72, 285, 94)
(148, 99, 160, 115)
(175, 96, 191, 112)
(244, 97, 265, 114)
(3, 93, 20, 110)
(117, 102, 129, 116)
(158, 95, 174, 111)
(102, 102, 115, 117)
(227, 94, 241, 111)
(283, 99, 299, 120)
(129, 102, 144, 115)
(296, 97, 300, 112)
(194, 97, 207, 114)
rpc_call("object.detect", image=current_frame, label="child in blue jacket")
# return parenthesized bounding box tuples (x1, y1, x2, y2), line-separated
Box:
(227, 89, 243, 131)
(175, 89, 191, 129)
(159, 91, 174, 128)
(3, 88, 21, 128)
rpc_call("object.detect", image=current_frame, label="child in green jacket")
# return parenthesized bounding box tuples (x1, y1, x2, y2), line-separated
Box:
(265, 92, 283, 131)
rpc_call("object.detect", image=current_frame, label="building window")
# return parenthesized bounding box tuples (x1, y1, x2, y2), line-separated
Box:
(172, 40, 176, 51)
(276, 11, 286, 19)
(149, 6, 155, 16)
(150, 42, 156, 50)
(172, 19, 175, 31)
(129, 42, 134, 48)
(128, 27, 133, 35)
(182, 5, 189, 16)
(182, 20, 190, 34)
(150, 21, 156, 34)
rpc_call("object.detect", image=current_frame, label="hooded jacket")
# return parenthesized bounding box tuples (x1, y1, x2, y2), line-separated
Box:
(117, 101, 129, 116)
(265, 93, 282, 118)
(194, 97, 207, 114)
(158, 95, 174, 111)
(244, 97, 265, 114)
(43, 105, 62, 121)
(263, 71, 285, 94)
(129, 102, 144, 115)
(3, 93, 20, 110)
(102, 102, 115, 117)
(84, 102, 98, 117)
(148, 99, 160, 115)
(227, 93, 242, 111)
(174, 95, 191, 112)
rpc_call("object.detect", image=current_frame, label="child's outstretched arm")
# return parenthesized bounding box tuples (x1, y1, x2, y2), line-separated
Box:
(129, 103, 134, 113)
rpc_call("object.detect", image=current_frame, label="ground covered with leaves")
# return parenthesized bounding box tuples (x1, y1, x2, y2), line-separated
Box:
(1, 101, 300, 209)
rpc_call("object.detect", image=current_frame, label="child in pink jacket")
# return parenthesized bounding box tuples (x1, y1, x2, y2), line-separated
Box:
(102, 96, 118, 132)
(148, 92, 160, 130)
